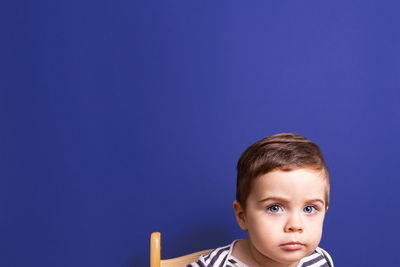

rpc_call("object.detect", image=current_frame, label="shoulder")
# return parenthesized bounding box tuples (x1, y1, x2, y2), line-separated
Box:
(315, 247, 334, 266)
(186, 242, 234, 267)
(299, 247, 334, 267)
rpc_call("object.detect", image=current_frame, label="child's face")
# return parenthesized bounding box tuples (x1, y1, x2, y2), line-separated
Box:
(234, 169, 327, 265)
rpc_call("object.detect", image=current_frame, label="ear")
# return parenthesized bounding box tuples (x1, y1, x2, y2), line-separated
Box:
(233, 200, 247, 231)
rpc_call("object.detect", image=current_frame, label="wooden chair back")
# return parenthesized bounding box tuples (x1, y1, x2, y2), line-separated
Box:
(150, 232, 211, 267)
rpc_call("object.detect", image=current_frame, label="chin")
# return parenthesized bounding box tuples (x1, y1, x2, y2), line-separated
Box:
(274, 251, 308, 264)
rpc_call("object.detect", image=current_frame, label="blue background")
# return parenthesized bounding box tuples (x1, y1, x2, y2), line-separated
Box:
(2, 1, 400, 266)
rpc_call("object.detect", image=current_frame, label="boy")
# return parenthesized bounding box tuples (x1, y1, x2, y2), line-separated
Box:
(188, 133, 333, 267)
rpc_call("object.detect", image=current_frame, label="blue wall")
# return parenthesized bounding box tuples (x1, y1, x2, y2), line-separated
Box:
(2, 1, 400, 266)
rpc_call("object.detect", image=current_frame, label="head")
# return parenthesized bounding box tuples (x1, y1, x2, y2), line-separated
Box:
(233, 133, 330, 265)
(235, 133, 329, 210)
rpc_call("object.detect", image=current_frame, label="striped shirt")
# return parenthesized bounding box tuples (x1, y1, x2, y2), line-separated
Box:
(187, 240, 333, 267)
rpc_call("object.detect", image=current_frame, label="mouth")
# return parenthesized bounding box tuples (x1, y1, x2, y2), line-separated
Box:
(279, 241, 304, 251)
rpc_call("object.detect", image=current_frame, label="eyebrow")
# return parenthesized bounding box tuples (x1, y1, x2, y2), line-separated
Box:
(258, 197, 325, 206)
(258, 197, 289, 204)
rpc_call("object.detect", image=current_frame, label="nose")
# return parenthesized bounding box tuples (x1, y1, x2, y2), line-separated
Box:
(284, 213, 303, 233)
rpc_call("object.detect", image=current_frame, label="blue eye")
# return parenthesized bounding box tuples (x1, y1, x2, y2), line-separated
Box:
(268, 205, 283, 213)
(303, 205, 316, 214)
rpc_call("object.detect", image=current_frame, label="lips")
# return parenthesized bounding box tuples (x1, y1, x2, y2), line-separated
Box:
(280, 241, 304, 250)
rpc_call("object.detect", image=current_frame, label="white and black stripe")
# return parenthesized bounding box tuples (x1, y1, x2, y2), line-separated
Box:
(188, 245, 231, 267)
(187, 241, 333, 267)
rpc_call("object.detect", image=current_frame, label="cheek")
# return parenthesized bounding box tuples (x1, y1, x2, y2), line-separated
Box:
(246, 216, 284, 256)
(247, 213, 283, 236)
(306, 217, 324, 241)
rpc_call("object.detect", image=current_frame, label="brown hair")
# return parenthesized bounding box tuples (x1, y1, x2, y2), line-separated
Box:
(236, 133, 329, 209)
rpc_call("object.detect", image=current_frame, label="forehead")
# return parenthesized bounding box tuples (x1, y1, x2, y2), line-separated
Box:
(250, 169, 327, 201)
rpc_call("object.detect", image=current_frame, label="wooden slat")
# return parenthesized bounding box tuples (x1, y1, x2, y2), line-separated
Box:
(161, 249, 212, 267)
